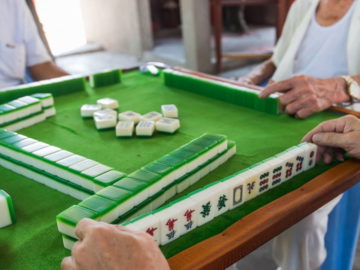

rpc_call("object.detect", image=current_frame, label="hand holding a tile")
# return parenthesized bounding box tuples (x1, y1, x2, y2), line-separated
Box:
(260, 75, 350, 119)
(61, 218, 170, 270)
(302, 115, 360, 163)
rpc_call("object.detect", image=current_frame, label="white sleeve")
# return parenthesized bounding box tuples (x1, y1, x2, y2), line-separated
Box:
(19, 0, 51, 67)
(272, 0, 305, 67)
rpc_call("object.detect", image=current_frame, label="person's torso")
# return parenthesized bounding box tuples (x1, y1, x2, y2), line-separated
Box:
(0, 0, 27, 88)
(293, 1, 356, 78)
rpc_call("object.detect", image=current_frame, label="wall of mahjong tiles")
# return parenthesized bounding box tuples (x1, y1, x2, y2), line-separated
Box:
(0, 70, 338, 269)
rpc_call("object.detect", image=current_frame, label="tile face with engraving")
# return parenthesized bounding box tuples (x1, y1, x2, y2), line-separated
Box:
(116, 121, 134, 137)
(118, 111, 141, 124)
(136, 120, 155, 136)
(125, 214, 161, 244)
(161, 104, 178, 118)
(155, 118, 180, 134)
(191, 188, 217, 226)
(153, 203, 183, 246)
(141, 111, 162, 122)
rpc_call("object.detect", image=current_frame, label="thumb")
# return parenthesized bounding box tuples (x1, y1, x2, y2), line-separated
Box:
(312, 132, 348, 149)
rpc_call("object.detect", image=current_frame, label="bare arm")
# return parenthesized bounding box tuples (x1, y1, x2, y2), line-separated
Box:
(237, 59, 276, 85)
(29, 61, 69, 81)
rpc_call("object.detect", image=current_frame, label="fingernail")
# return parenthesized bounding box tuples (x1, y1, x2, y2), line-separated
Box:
(312, 134, 321, 143)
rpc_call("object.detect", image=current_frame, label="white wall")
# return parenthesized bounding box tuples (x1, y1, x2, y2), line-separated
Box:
(80, 0, 153, 57)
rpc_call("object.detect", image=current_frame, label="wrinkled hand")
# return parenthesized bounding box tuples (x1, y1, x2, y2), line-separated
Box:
(260, 75, 350, 119)
(302, 115, 360, 163)
(61, 219, 170, 270)
(237, 76, 257, 85)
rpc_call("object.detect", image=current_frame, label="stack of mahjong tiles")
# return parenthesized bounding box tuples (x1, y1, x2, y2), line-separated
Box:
(163, 69, 280, 115)
(0, 93, 55, 131)
(81, 97, 180, 137)
(56, 134, 236, 247)
(117, 142, 318, 246)
(0, 190, 16, 228)
(0, 128, 126, 200)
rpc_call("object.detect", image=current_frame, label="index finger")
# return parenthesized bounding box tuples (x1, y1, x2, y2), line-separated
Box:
(259, 78, 294, 98)
(302, 118, 347, 142)
(74, 218, 98, 240)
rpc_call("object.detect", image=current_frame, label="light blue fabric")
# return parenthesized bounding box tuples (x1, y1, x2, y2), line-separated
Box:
(321, 183, 360, 270)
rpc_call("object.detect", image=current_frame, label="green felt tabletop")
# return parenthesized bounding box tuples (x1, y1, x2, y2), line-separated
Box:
(0, 70, 338, 269)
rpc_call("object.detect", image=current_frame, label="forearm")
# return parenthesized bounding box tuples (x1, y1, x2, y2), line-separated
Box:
(29, 61, 69, 81)
(245, 59, 276, 85)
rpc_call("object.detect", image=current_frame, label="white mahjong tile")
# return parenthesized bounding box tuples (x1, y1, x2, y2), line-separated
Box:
(150, 192, 166, 210)
(276, 152, 297, 181)
(136, 120, 155, 136)
(141, 111, 162, 122)
(154, 205, 182, 245)
(80, 104, 102, 117)
(93, 108, 117, 118)
(155, 118, 180, 134)
(251, 163, 273, 194)
(118, 111, 141, 124)
(116, 121, 134, 137)
(94, 114, 117, 130)
(70, 159, 98, 172)
(268, 157, 286, 188)
(126, 214, 161, 244)
(33, 146, 60, 157)
(176, 198, 198, 236)
(82, 164, 112, 178)
(21, 142, 49, 153)
(222, 171, 248, 210)
(57, 155, 86, 167)
(288, 147, 307, 176)
(301, 143, 318, 171)
(191, 189, 217, 226)
(161, 104, 178, 118)
(176, 177, 192, 193)
(209, 182, 232, 217)
(97, 98, 119, 109)
(62, 236, 75, 250)
(44, 107, 56, 118)
(163, 184, 176, 201)
(45, 150, 73, 162)
(0, 194, 12, 228)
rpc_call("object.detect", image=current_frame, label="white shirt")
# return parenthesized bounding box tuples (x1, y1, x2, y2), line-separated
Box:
(0, 0, 51, 89)
(293, 2, 355, 78)
(271, 0, 360, 81)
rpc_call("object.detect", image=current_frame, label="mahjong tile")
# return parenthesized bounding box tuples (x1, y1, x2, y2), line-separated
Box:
(161, 104, 178, 118)
(141, 112, 162, 122)
(136, 120, 155, 136)
(81, 104, 102, 118)
(155, 118, 180, 133)
(97, 98, 119, 109)
(116, 121, 134, 137)
(125, 214, 161, 244)
(118, 111, 141, 124)
(94, 114, 117, 130)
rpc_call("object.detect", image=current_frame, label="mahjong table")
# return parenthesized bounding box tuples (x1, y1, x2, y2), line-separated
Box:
(0, 66, 359, 270)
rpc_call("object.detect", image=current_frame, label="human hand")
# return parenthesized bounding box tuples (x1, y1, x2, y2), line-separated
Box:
(302, 115, 360, 163)
(61, 218, 170, 270)
(260, 75, 350, 118)
(237, 76, 257, 85)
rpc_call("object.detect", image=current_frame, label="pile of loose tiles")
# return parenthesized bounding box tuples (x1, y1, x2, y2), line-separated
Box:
(0, 129, 127, 200)
(56, 134, 237, 249)
(59, 141, 317, 248)
(0, 93, 56, 131)
(0, 189, 16, 228)
(81, 98, 180, 137)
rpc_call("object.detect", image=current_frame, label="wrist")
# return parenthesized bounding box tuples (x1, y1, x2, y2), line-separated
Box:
(335, 77, 351, 103)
